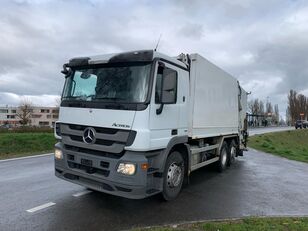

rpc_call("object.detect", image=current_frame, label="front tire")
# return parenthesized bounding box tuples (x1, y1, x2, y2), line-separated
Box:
(162, 151, 184, 201)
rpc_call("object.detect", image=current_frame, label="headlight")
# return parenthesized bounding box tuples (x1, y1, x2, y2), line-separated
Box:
(54, 148, 63, 160)
(117, 163, 136, 175)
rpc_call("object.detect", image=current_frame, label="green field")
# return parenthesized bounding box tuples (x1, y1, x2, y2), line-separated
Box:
(136, 217, 308, 231)
(0, 132, 56, 159)
(248, 129, 308, 163)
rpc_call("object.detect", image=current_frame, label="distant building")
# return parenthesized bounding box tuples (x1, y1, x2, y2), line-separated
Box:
(0, 106, 59, 127)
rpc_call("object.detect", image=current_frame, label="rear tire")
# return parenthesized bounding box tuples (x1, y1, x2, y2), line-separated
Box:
(217, 141, 228, 172)
(162, 151, 184, 201)
(227, 140, 237, 166)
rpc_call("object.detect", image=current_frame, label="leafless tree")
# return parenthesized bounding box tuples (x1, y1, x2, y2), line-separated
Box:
(287, 89, 308, 124)
(273, 104, 279, 125)
(55, 96, 61, 107)
(16, 98, 33, 126)
(248, 99, 265, 115)
(286, 107, 291, 125)
(266, 101, 273, 115)
(249, 98, 282, 126)
(259, 100, 265, 115)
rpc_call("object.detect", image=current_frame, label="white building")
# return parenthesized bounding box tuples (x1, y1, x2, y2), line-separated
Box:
(0, 106, 59, 127)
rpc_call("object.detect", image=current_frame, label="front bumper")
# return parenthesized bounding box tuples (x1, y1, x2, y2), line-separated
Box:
(54, 143, 163, 199)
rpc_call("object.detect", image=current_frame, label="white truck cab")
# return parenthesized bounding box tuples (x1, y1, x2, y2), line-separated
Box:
(54, 50, 248, 200)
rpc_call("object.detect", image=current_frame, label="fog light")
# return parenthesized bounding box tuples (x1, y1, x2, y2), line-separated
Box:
(55, 148, 63, 160)
(117, 163, 136, 175)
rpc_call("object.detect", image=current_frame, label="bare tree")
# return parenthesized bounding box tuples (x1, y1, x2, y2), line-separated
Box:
(248, 99, 267, 126)
(259, 100, 265, 115)
(287, 89, 308, 124)
(298, 94, 307, 119)
(274, 104, 279, 125)
(286, 107, 291, 126)
(266, 101, 273, 115)
(16, 98, 33, 126)
(248, 99, 265, 115)
(55, 96, 61, 107)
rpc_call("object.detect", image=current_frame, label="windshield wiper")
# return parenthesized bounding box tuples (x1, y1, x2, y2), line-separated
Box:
(62, 96, 82, 100)
(63, 95, 96, 101)
(94, 97, 127, 101)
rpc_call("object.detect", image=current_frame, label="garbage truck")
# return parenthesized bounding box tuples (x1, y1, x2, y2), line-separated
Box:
(54, 50, 248, 200)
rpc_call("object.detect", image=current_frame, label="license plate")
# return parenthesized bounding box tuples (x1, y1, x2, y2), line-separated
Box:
(81, 158, 92, 167)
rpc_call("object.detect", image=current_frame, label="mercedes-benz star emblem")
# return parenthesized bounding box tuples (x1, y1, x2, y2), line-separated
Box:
(83, 127, 96, 144)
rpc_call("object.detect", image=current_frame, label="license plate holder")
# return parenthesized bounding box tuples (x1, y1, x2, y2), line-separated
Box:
(81, 158, 93, 167)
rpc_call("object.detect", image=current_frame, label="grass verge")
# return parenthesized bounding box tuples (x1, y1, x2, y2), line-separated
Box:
(135, 217, 308, 231)
(0, 132, 56, 160)
(248, 129, 308, 163)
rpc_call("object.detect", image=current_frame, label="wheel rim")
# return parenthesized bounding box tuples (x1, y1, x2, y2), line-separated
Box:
(221, 149, 227, 166)
(167, 162, 182, 188)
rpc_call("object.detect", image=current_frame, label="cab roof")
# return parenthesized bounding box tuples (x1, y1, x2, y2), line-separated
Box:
(67, 50, 187, 69)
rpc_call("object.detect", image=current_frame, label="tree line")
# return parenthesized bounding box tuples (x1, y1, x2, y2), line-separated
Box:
(248, 98, 280, 125)
(287, 89, 308, 124)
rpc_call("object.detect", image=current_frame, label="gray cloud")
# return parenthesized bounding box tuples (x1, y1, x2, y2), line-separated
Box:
(0, 0, 307, 118)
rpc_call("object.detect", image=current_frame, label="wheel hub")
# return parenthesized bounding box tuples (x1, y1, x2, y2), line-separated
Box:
(167, 162, 182, 188)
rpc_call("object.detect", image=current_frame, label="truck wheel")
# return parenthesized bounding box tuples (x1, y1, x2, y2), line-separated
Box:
(217, 142, 228, 172)
(162, 151, 184, 201)
(227, 140, 236, 166)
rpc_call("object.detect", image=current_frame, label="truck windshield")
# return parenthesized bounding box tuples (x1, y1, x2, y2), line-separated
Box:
(62, 63, 152, 103)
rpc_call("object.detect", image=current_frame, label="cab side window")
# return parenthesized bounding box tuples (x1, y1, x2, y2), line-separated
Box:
(155, 65, 177, 104)
(155, 66, 163, 103)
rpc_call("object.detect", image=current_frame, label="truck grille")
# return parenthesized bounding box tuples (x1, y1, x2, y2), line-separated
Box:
(60, 123, 136, 158)
(67, 161, 110, 177)
(64, 144, 123, 159)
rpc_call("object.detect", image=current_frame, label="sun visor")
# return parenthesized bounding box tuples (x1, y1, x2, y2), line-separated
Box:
(68, 57, 90, 67)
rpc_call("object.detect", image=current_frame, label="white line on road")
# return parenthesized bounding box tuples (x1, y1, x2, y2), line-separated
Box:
(26, 202, 56, 213)
(0, 153, 53, 163)
(73, 190, 92, 197)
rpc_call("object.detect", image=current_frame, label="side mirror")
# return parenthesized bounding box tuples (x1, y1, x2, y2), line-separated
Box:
(61, 64, 73, 78)
(161, 69, 177, 104)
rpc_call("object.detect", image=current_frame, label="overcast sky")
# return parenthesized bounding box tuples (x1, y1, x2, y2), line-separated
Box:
(1, 0, 308, 118)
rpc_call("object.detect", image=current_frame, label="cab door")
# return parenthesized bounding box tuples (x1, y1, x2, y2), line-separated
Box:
(149, 61, 188, 150)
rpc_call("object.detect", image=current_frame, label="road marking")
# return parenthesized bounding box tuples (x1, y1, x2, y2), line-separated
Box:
(0, 153, 53, 163)
(26, 202, 56, 213)
(73, 190, 92, 197)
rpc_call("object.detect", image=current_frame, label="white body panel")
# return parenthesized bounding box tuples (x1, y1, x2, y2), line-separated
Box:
(188, 54, 241, 138)
(59, 107, 135, 129)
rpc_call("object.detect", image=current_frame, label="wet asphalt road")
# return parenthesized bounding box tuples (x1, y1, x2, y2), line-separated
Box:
(0, 127, 307, 231)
